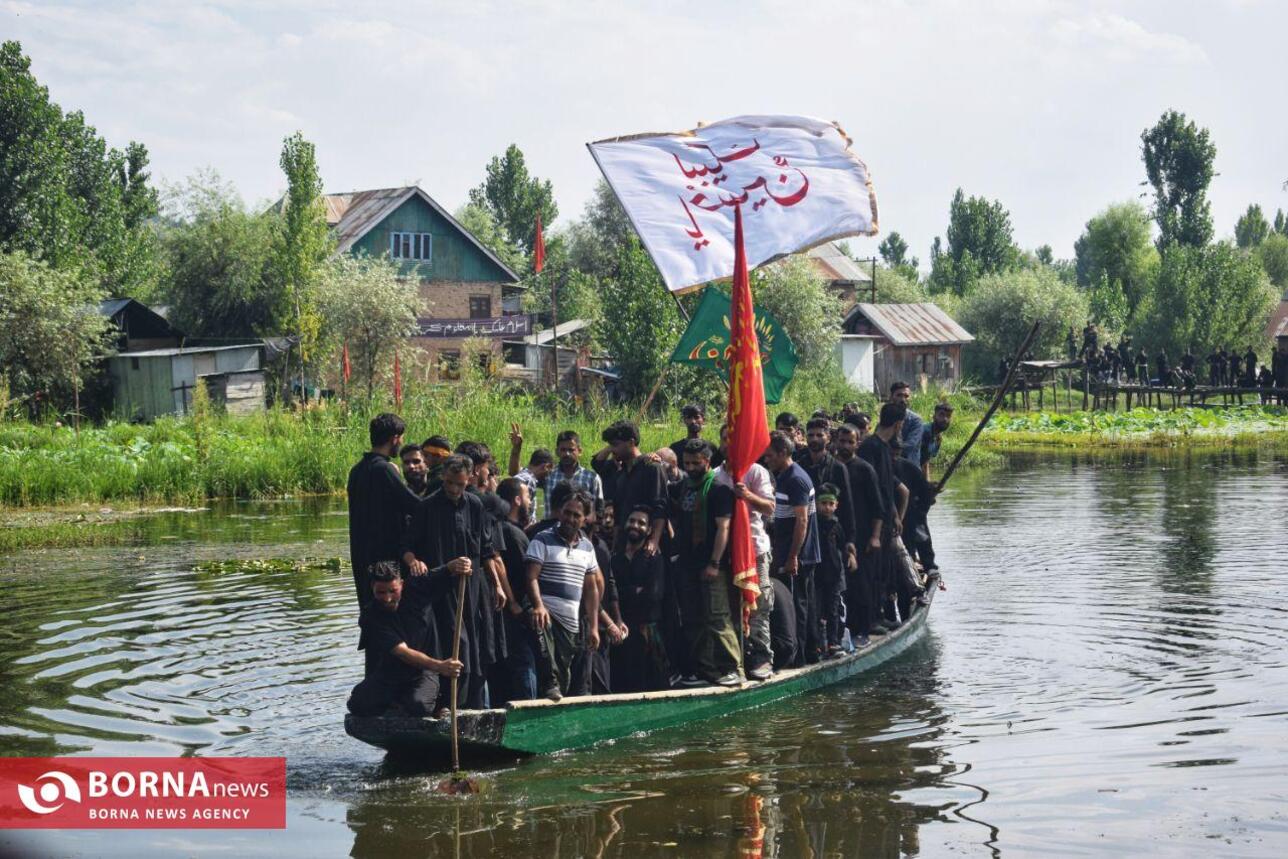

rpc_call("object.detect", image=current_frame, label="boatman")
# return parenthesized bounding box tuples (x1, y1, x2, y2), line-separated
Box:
(346, 561, 463, 718)
(401, 454, 495, 711)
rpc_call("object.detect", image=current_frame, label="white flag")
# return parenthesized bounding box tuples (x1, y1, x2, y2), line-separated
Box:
(588, 114, 878, 293)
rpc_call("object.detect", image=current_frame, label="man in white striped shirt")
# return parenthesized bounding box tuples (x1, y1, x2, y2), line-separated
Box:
(526, 490, 602, 701)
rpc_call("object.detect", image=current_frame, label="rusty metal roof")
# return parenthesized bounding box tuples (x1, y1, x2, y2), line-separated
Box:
(846, 302, 973, 346)
(322, 185, 520, 282)
(806, 242, 871, 282)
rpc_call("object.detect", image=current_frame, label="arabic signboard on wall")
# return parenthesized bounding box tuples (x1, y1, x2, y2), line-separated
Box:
(415, 316, 533, 339)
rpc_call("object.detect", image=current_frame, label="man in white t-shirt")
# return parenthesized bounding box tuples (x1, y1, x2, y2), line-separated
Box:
(526, 490, 602, 701)
(713, 423, 777, 681)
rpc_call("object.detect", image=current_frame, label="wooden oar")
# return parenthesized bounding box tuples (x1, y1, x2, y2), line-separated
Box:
(935, 320, 1041, 493)
(437, 569, 479, 794)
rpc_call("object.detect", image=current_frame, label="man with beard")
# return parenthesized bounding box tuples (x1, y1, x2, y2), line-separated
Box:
(347, 413, 424, 611)
(889, 382, 926, 468)
(494, 478, 536, 701)
(399, 444, 431, 497)
(920, 402, 953, 480)
(672, 439, 741, 687)
(604, 420, 668, 555)
(420, 435, 452, 495)
(713, 423, 777, 681)
(400, 455, 494, 711)
(762, 431, 822, 667)
(346, 562, 464, 717)
(859, 403, 908, 631)
(526, 492, 603, 700)
(800, 417, 857, 579)
(670, 403, 723, 469)
(609, 505, 670, 692)
(833, 423, 886, 647)
(546, 430, 604, 518)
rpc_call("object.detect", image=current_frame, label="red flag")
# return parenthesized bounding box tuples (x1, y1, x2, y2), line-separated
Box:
(393, 351, 402, 408)
(341, 342, 351, 383)
(726, 204, 770, 630)
(533, 212, 545, 274)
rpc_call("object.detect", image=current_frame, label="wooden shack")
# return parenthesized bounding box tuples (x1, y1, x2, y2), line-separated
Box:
(840, 302, 973, 394)
(107, 344, 264, 421)
(97, 298, 183, 352)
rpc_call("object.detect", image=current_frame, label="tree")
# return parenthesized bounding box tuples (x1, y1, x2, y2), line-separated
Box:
(927, 188, 1019, 297)
(453, 201, 525, 274)
(1275, 209, 1287, 236)
(1255, 233, 1288, 292)
(0, 41, 159, 298)
(955, 267, 1090, 381)
(566, 179, 635, 282)
(270, 132, 332, 374)
(1235, 204, 1270, 248)
(468, 144, 557, 253)
(871, 265, 928, 304)
(594, 238, 683, 399)
(751, 256, 842, 371)
(521, 232, 603, 334)
(1141, 110, 1216, 249)
(157, 170, 282, 338)
(879, 231, 917, 269)
(0, 250, 114, 409)
(316, 254, 422, 402)
(1135, 242, 1277, 356)
(1073, 201, 1159, 325)
(1034, 244, 1054, 266)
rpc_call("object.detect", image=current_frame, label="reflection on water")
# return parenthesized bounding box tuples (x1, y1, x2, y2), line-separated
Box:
(2, 451, 1287, 857)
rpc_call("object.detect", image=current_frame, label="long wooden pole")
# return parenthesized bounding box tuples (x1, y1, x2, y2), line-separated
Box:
(449, 571, 467, 773)
(936, 320, 1041, 492)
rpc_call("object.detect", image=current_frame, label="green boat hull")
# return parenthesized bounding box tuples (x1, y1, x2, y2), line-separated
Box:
(345, 575, 938, 760)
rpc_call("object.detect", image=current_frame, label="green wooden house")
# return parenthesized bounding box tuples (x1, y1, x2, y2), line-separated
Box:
(325, 186, 525, 380)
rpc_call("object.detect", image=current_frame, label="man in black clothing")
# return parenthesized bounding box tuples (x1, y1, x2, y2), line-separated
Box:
(814, 484, 847, 657)
(670, 403, 723, 469)
(399, 444, 431, 497)
(1230, 351, 1243, 387)
(347, 413, 423, 608)
(893, 448, 937, 586)
(1243, 346, 1259, 387)
(610, 505, 670, 691)
(858, 403, 908, 631)
(346, 562, 463, 717)
(604, 420, 668, 555)
(401, 455, 495, 710)
(800, 417, 857, 573)
(494, 478, 537, 702)
(420, 434, 452, 495)
(672, 439, 741, 687)
(834, 423, 886, 645)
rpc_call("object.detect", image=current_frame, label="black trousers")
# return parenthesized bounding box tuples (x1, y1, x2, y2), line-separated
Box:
(347, 671, 441, 717)
(775, 564, 818, 666)
(816, 562, 844, 648)
(845, 549, 881, 637)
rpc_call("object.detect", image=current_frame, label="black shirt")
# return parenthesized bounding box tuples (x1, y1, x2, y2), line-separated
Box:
(893, 456, 935, 534)
(801, 449, 856, 548)
(401, 489, 495, 673)
(358, 577, 436, 685)
(347, 452, 423, 603)
(817, 515, 844, 578)
(612, 455, 669, 539)
(672, 477, 735, 566)
(498, 518, 531, 599)
(838, 453, 885, 544)
(611, 547, 665, 626)
(858, 435, 899, 529)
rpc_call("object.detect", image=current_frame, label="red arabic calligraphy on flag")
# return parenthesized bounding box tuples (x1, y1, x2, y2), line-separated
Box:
(588, 115, 878, 293)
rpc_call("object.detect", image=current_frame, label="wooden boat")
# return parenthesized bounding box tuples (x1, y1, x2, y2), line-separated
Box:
(345, 573, 939, 761)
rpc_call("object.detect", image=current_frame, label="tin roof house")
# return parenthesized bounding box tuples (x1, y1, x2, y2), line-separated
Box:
(837, 302, 974, 394)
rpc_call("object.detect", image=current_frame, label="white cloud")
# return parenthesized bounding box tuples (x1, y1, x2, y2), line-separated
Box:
(1050, 13, 1207, 65)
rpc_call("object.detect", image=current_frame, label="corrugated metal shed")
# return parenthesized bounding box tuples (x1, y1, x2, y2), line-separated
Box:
(845, 303, 973, 346)
(322, 185, 520, 282)
(807, 242, 871, 283)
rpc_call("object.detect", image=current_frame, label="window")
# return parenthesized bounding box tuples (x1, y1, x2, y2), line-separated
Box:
(439, 349, 461, 380)
(390, 231, 432, 262)
(469, 295, 492, 319)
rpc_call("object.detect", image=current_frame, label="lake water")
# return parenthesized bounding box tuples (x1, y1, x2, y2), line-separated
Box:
(2, 450, 1287, 857)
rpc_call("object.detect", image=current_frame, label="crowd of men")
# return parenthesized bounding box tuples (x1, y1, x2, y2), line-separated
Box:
(345, 385, 953, 719)
(1072, 323, 1288, 399)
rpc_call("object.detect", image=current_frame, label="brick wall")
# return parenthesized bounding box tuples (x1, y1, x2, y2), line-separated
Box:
(416, 279, 507, 381)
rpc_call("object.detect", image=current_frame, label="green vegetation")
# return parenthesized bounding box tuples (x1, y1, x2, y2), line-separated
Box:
(985, 405, 1288, 449)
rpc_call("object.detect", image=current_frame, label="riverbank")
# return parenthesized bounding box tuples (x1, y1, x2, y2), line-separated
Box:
(983, 404, 1288, 449)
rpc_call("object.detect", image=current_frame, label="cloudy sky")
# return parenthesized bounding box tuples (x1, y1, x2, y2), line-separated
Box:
(6, 0, 1284, 264)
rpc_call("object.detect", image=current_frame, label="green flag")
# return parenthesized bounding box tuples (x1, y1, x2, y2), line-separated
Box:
(670, 286, 798, 403)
